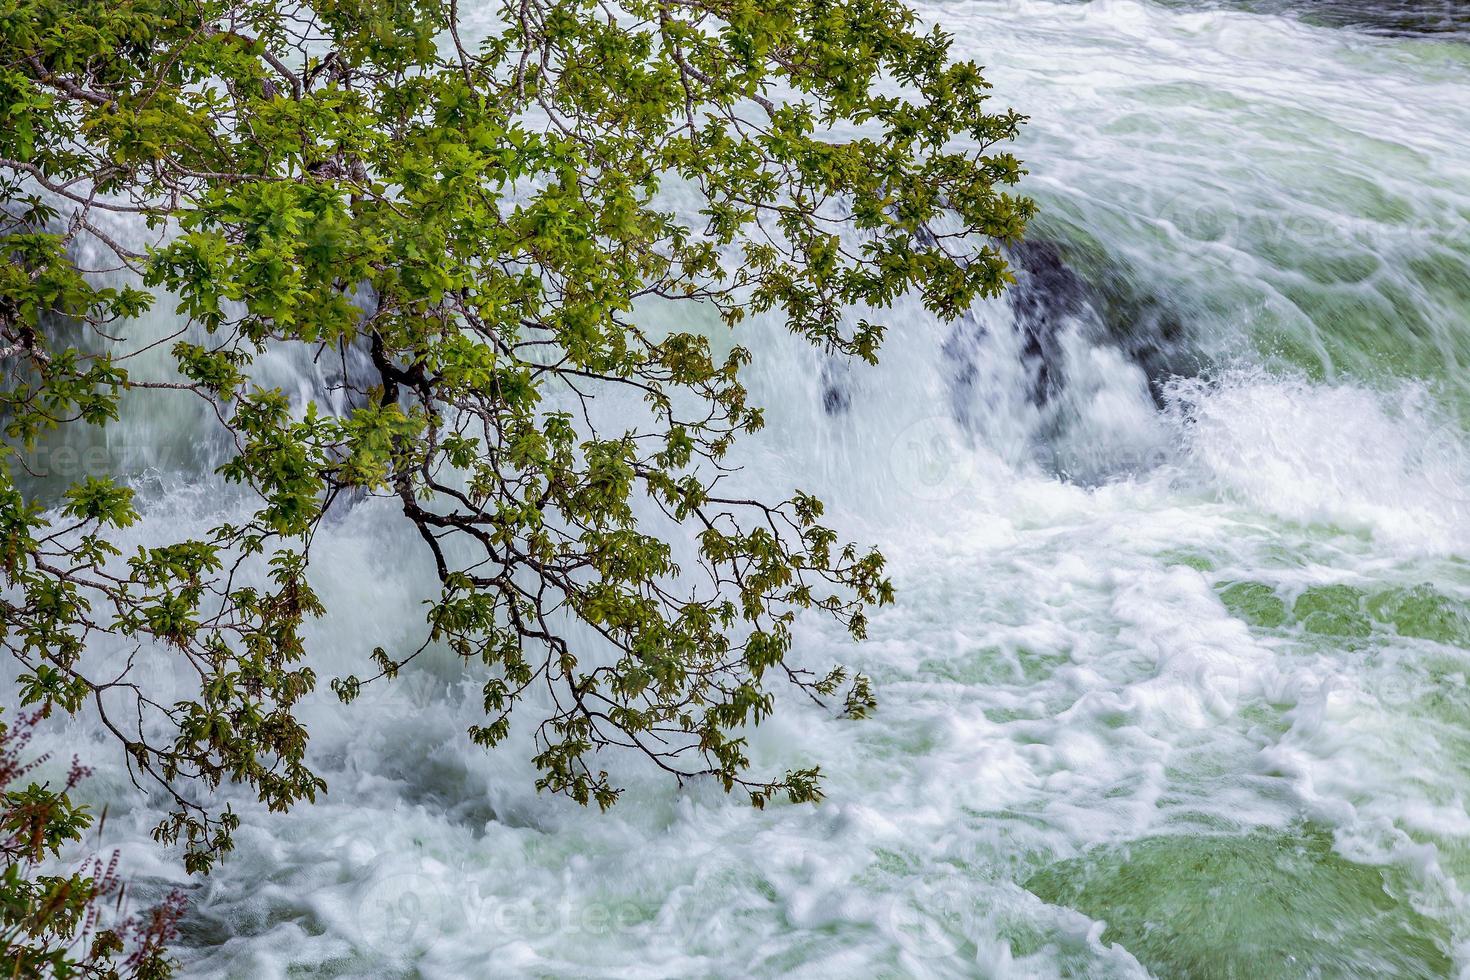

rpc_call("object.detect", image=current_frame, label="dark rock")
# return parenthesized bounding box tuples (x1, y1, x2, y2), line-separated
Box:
(940, 315, 989, 432)
(820, 359, 851, 415)
(1186, 0, 1470, 38)
(1006, 240, 1093, 407)
(1004, 239, 1197, 408)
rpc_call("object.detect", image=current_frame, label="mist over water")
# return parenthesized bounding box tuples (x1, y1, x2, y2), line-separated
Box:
(14, 0, 1470, 976)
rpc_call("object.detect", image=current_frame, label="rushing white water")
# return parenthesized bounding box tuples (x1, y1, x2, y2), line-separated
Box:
(17, 0, 1470, 976)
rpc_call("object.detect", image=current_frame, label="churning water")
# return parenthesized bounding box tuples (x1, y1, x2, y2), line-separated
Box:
(18, 0, 1470, 976)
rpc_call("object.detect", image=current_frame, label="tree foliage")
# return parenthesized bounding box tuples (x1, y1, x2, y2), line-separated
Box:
(0, 0, 1030, 872)
(1, 707, 182, 978)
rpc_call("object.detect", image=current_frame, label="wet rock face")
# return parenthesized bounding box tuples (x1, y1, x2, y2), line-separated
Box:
(820, 360, 851, 416)
(1006, 240, 1090, 407)
(818, 236, 1195, 421)
(939, 317, 989, 434)
(1007, 239, 1196, 409)
(920, 237, 1199, 490)
(1191, 0, 1470, 38)
(1091, 272, 1191, 407)
(944, 238, 1187, 413)
(929, 240, 1087, 428)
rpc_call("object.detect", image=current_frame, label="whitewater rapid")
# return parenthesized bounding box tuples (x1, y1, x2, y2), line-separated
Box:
(18, 0, 1470, 976)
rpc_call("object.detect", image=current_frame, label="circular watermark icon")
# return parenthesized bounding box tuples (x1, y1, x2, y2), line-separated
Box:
(356, 871, 455, 953)
(889, 416, 974, 501)
(1419, 422, 1470, 507)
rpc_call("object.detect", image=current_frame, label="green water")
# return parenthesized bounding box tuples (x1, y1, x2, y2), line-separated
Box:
(1027, 827, 1453, 978)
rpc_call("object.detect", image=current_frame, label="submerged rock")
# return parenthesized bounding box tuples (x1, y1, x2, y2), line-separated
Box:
(1026, 826, 1452, 978)
(939, 315, 992, 433)
(1189, 0, 1470, 38)
(1006, 240, 1088, 407)
(1293, 584, 1373, 638)
(1001, 238, 1196, 410)
(1219, 581, 1290, 629)
(820, 358, 851, 415)
(1025, 238, 1197, 404)
(1367, 585, 1470, 646)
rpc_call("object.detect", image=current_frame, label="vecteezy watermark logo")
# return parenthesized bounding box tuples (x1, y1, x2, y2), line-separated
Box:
(889, 416, 973, 501)
(352, 871, 682, 958)
(885, 875, 976, 960)
(10, 441, 207, 481)
(476, 894, 649, 942)
(356, 871, 455, 954)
